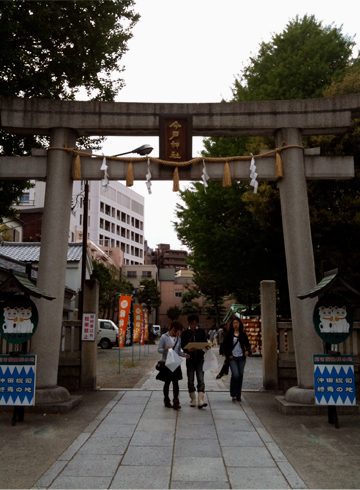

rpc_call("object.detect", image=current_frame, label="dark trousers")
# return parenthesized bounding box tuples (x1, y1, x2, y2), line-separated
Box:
(164, 380, 179, 399)
(186, 358, 205, 393)
(229, 357, 246, 398)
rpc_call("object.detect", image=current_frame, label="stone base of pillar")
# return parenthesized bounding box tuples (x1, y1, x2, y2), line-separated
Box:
(285, 386, 315, 405)
(36, 386, 71, 404)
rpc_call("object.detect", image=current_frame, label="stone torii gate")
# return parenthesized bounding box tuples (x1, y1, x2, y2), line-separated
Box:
(1, 94, 359, 405)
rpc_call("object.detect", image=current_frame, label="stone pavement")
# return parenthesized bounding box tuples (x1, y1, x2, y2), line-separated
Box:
(31, 361, 306, 489)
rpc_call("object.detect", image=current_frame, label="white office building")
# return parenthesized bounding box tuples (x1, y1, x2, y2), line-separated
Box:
(72, 181, 145, 265)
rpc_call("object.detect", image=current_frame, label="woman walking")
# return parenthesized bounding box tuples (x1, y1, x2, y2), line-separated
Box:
(223, 316, 252, 402)
(157, 321, 186, 410)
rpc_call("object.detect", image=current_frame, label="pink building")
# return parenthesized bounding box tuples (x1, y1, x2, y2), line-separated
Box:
(158, 269, 234, 333)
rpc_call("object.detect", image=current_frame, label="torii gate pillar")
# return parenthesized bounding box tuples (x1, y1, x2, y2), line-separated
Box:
(275, 128, 323, 403)
(31, 128, 77, 404)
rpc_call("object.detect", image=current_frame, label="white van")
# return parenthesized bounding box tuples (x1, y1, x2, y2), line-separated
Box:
(152, 325, 161, 337)
(98, 319, 119, 349)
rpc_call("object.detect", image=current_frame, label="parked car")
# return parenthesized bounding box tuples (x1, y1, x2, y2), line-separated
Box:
(98, 319, 119, 349)
(151, 325, 161, 337)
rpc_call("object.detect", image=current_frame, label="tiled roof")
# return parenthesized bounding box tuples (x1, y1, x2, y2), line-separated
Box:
(0, 255, 38, 279)
(0, 242, 83, 263)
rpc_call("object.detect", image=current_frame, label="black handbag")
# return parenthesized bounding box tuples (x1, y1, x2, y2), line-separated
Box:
(156, 360, 165, 371)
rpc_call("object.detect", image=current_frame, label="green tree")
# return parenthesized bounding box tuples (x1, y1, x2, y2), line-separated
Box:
(174, 182, 287, 311)
(167, 306, 182, 322)
(180, 288, 201, 316)
(195, 15, 359, 307)
(137, 279, 162, 315)
(234, 14, 354, 102)
(91, 261, 133, 319)
(0, 0, 139, 220)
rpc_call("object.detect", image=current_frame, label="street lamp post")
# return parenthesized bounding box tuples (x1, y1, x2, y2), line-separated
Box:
(80, 144, 153, 320)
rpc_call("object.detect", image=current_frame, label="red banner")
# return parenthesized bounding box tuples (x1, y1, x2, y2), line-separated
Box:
(144, 309, 149, 342)
(133, 304, 142, 343)
(118, 296, 132, 348)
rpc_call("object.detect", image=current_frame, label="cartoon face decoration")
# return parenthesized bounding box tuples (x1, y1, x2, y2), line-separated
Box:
(1, 301, 38, 344)
(313, 296, 353, 344)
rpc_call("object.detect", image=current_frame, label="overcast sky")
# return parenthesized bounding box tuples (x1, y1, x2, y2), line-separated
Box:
(100, 0, 359, 251)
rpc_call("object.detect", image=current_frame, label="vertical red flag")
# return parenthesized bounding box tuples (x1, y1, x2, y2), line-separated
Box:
(140, 310, 145, 346)
(118, 295, 131, 348)
(144, 309, 149, 342)
(133, 304, 142, 343)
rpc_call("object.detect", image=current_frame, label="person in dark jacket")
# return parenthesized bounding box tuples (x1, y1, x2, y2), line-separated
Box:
(223, 316, 252, 402)
(181, 314, 210, 408)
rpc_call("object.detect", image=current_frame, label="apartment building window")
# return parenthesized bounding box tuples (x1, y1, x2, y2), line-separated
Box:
(117, 210, 120, 220)
(131, 231, 134, 241)
(127, 215, 130, 224)
(111, 239, 115, 247)
(135, 233, 139, 243)
(142, 271, 152, 278)
(121, 212, 126, 223)
(131, 217, 135, 227)
(127, 271, 137, 278)
(126, 244, 129, 253)
(127, 230, 130, 239)
(121, 227, 126, 237)
(105, 220, 110, 232)
(99, 234, 103, 242)
(139, 249, 143, 258)
(135, 219, 139, 229)
(105, 204, 111, 216)
(120, 242, 125, 252)
(139, 221, 143, 230)
(131, 246, 134, 255)
(100, 218, 104, 229)
(79, 214, 82, 225)
(111, 223, 115, 233)
(116, 240, 120, 248)
(100, 202, 104, 213)
(112, 207, 115, 217)
(175, 292, 182, 298)
(88, 199, 91, 211)
(80, 198, 83, 209)
(116, 225, 120, 235)
(140, 236, 143, 244)
(135, 248, 139, 257)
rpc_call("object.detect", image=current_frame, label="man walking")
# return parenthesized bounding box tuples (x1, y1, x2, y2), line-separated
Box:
(181, 314, 209, 409)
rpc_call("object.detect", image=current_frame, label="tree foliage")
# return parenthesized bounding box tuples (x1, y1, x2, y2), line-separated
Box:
(91, 261, 133, 319)
(137, 279, 162, 315)
(180, 287, 201, 316)
(234, 14, 355, 101)
(175, 182, 288, 311)
(187, 15, 360, 311)
(167, 306, 182, 321)
(0, 0, 139, 220)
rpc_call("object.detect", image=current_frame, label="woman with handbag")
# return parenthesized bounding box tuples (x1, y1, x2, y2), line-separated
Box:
(223, 316, 253, 402)
(156, 321, 187, 410)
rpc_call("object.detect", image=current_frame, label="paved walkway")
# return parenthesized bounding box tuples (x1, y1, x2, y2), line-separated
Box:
(32, 362, 306, 489)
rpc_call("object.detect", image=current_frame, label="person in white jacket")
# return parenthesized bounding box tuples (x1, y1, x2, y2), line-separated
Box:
(157, 321, 187, 410)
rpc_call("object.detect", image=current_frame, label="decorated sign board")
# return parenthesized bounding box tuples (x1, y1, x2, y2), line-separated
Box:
(159, 115, 192, 162)
(314, 354, 356, 406)
(133, 304, 142, 343)
(0, 355, 36, 406)
(118, 295, 132, 348)
(0, 298, 38, 345)
(313, 294, 353, 345)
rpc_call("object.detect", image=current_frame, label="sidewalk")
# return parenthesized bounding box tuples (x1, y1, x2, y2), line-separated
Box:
(29, 362, 305, 489)
(1, 354, 360, 489)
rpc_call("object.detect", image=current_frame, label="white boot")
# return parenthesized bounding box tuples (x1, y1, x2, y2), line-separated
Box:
(198, 392, 208, 409)
(189, 392, 196, 407)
